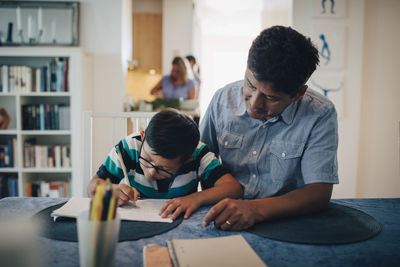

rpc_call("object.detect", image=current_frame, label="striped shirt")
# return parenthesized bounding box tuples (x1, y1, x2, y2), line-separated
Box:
(96, 134, 229, 198)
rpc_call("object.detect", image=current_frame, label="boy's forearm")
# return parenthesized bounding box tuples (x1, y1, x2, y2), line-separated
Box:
(196, 174, 243, 206)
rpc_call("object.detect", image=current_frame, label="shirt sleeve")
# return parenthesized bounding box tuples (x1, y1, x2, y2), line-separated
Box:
(199, 92, 219, 154)
(301, 105, 339, 184)
(195, 143, 229, 189)
(96, 137, 139, 184)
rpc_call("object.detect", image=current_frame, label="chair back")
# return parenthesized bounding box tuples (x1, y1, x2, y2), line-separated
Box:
(83, 111, 155, 194)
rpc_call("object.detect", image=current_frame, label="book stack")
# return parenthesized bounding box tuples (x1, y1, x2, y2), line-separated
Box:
(0, 138, 17, 168)
(22, 104, 70, 130)
(24, 141, 71, 169)
(0, 175, 18, 198)
(25, 180, 69, 197)
(0, 58, 69, 93)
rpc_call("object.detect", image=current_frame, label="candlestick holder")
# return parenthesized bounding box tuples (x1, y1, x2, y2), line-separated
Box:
(1, 1, 79, 46)
(18, 29, 25, 44)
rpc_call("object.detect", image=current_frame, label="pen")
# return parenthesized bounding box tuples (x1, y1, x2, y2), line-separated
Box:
(115, 145, 136, 206)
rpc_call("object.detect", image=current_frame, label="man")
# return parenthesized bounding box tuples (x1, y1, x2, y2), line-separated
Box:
(200, 26, 338, 231)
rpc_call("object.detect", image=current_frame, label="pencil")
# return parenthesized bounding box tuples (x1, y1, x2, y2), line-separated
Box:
(91, 184, 104, 221)
(115, 145, 136, 206)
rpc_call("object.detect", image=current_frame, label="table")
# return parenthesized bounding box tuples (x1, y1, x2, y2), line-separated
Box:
(0, 197, 399, 267)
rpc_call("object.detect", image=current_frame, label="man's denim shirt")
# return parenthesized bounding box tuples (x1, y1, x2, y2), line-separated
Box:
(199, 80, 339, 199)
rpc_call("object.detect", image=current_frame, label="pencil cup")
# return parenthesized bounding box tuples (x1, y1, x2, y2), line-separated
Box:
(77, 210, 121, 267)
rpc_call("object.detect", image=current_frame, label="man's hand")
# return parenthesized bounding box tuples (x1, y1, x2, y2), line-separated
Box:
(202, 199, 262, 231)
(113, 184, 140, 206)
(159, 194, 202, 220)
(203, 183, 333, 231)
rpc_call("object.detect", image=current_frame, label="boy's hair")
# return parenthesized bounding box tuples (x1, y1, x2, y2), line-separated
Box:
(247, 26, 319, 97)
(145, 108, 199, 162)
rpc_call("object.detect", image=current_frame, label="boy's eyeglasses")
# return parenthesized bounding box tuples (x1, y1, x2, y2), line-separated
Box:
(138, 138, 175, 179)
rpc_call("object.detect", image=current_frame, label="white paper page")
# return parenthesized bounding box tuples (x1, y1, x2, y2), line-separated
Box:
(51, 197, 90, 218)
(51, 197, 172, 223)
(119, 199, 172, 223)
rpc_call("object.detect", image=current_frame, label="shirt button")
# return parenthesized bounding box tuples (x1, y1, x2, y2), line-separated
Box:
(252, 150, 257, 155)
(224, 141, 228, 146)
(282, 152, 286, 157)
(262, 125, 266, 129)
(252, 174, 256, 178)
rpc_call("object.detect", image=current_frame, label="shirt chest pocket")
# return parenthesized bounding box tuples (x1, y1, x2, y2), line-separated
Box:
(218, 131, 243, 149)
(269, 141, 304, 181)
(270, 141, 304, 159)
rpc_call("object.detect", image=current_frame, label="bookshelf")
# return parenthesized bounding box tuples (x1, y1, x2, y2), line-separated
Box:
(0, 47, 85, 198)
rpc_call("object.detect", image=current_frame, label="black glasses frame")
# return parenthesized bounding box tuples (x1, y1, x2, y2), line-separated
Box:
(138, 138, 175, 178)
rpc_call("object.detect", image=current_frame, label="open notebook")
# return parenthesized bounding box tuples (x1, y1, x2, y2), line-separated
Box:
(51, 197, 173, 223)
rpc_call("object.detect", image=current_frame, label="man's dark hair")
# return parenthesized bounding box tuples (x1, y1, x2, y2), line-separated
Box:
(185, 55, 196, 64)
(247, 26, 319, 97)
(145, 108, 199, 162)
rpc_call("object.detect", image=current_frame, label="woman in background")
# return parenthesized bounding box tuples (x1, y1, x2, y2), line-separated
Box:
(151, 57, 195, 100)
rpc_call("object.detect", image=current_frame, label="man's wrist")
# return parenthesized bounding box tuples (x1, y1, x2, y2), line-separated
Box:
(249, 199, 269, 223)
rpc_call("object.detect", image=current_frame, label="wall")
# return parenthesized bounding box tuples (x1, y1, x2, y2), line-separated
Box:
(162, 0, 193, 74)
(80, 0, 132, 188)
(195, 0, 292, 117)
(132, 0, 162, 13)
(357, 0, 400, 197)
(80, 0, 130, 112)
(292, 0, 365, 198)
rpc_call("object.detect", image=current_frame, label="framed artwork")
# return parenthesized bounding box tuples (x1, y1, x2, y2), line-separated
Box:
(312, 25, 346, 69)
(309, 72, 345, 119)
(312, 0, 347, 19)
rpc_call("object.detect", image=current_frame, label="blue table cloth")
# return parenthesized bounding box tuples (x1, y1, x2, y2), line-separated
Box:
(0, 197, 399, 267)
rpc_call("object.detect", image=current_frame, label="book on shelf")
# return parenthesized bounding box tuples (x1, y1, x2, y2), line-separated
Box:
(0, 174, 7, 198)
(0, 58, 69, 93)
(0, 137, 17, 168)
(7, 177, 18, 197)
(24, 139, 71, 169)
(22, 103, 69, 130)
(0, 65, 9, 92)
(0, 175, 18, 198)
(25, 180, 69, 197)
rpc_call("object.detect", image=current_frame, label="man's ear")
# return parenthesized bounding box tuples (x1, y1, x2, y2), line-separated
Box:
(140, 131, 144, 140)
(293, 85, 308, 101)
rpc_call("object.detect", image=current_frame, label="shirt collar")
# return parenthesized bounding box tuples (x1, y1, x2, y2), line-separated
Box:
(232, 85, 247, 116)
(280, 100, 298, 125)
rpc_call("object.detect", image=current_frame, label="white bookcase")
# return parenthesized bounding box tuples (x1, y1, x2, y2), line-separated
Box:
(0, 47, 85, 197)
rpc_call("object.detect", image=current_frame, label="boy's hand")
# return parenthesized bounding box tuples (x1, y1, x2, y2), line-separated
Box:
(159, 195, 202, 220)
(112, 184, 140, 206)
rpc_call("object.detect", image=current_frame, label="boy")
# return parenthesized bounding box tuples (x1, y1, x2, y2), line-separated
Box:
(87, 108, 243, 220)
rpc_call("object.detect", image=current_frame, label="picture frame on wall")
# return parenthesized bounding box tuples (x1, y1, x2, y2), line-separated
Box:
(312, 24, 347, 69)
(312, 0, 347, 19)
(0, 1, 79, 46)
